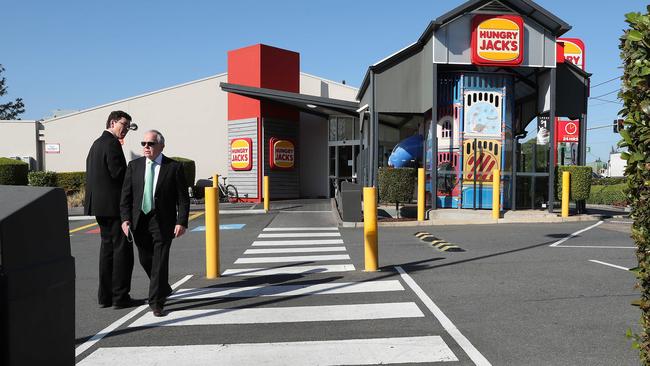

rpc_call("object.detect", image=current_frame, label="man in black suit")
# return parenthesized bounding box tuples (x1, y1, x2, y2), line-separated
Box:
(120, 129, 189, 317)
(85, 110, 140, 309)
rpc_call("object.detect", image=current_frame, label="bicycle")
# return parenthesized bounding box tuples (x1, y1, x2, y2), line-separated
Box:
(218, 176, 239, 203)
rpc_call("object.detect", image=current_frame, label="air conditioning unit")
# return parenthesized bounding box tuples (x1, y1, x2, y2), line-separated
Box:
(20, 156, 35, 170)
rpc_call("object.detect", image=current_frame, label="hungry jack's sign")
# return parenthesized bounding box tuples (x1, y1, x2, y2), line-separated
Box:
(471, 15, 524, 66)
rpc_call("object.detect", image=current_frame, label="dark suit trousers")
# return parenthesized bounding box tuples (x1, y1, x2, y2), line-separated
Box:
(135, 212, 173, 308)
(96, 216, 134, 305)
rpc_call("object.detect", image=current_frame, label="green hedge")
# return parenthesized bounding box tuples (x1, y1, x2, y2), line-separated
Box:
(592, 177, 627, 186)
(587, 184, 628, 205)
(28, 171, 58, 187)
(56, 172, 85, 194)
(0, 157, 28, 185)
(170, 157, 195, 188)
(556, 166, 592, 201)
(378, 167, 416, 204)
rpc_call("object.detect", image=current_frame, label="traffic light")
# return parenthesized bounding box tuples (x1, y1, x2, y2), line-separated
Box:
(613, 119, 624, 133)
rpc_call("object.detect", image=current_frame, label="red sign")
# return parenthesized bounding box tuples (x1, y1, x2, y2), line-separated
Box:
(558, 38, 586, 70)
(471, 15, 524, 66)
(556, 119, 580, 143)
(230, 138, 253, 171)
(269, 137, 295, 170)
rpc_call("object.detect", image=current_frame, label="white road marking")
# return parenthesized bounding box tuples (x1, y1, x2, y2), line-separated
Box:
(252, 239, 344, 246)
(609, 220, 633, 224)
(258, 232, 341, 238)
(169, 280, 404, 299)
(234, 254, 350, 264)
(589, 259, 631, 271)
(244, 247, 346, 254)
(128, 302, 424, 327)
(395, 266, 492, 366)
(263, 227, 339, 231)
(74, 275, 193, 357)
(556, 245, 635, 249)
(77, 336, 458, 365)
(549, 221, 604, 247)
(222, 264, 355, 276)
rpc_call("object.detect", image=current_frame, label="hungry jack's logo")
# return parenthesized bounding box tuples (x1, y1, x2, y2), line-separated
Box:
(230, 138, 253, 171)
(471, 15, 524, 66)
(270, 138, 295, 170)
(558, 38, 586, 70)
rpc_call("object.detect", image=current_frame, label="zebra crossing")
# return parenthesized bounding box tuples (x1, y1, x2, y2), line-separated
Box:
(78, 225, 465, 365)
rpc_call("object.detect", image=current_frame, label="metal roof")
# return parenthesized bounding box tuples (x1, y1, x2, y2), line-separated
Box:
(220, 83, 360, 118)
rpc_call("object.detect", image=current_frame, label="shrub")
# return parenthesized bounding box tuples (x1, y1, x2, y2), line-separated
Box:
(170, 157, 196, 189)
(378, 167, 417, 218)
(56, 172, 85, 194)
(619, 9, 650, 360)
(28, 171, 58, 187)
(67, 187, 85, 208)
(0, 157, 28, 185)
(592, 177, 627, 186)
(587, 184, 628, 206)
(556, 166, 592, 201)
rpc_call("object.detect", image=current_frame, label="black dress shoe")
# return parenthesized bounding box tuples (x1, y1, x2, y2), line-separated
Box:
(152, 307, 166, 317)
(113, 297, 145, 309)
(99, 302, 112, 308)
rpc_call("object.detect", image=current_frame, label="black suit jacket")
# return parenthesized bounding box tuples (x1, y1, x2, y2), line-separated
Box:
(120, 155, 190, 240)
(84, 130, 127, 216)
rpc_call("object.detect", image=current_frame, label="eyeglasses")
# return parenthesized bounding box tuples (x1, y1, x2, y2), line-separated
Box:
(116, 120, 131, 130)
(141, 141, 157, 147)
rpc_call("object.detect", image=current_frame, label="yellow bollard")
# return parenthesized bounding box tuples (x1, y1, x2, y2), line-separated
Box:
(363, 187, 378, 271)
(562, 171, 570, 218)
(417, 168, 425, 221)
(264, 176, 270, 212)
(492, 169, 500, 220)
(205, 174, 219, 279)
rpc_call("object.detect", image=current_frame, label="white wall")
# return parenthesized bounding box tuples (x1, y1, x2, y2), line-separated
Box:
(38, 71, 357, 193)
(0, 120, 39, 168)
(42, 74, 229, 181)
(607, 153, 626, 177)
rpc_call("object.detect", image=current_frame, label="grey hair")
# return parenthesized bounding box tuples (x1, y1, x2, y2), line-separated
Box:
(146, 129, 165, 145)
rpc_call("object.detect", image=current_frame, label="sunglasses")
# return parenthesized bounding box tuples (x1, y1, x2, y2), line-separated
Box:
(141, 141, 157, 147)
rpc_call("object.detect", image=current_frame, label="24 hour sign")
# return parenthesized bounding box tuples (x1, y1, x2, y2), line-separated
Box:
(471, 15, 524, 66)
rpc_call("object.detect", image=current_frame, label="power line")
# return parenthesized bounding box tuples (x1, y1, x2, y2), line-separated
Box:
(589, 89, 619, 99)
(591, 76, 621, 88)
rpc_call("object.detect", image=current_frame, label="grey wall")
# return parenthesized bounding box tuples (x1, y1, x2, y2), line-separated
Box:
(298, 112, 328, 198)
(0, 121, 39, 169)
(434, 13, 556, 68)
(264, 119, 300, 199)
(374, 38, 434, 114)
(228, 118, 259, 199)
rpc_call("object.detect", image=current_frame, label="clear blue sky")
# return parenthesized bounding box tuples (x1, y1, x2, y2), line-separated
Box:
(2, 0, 645, 163)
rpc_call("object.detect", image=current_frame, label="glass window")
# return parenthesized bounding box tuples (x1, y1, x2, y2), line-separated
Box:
(329, 118, 338, 141)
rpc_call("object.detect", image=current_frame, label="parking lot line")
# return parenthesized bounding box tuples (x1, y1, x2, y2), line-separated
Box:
(70, 222, 98, 234)
(395, 266, 492, 366)
(589, 260, 630, 271)
(549, 221, 604, 247)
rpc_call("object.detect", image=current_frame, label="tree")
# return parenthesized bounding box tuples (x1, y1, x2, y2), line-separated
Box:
(619, 7, 650, 363)
(0, 64, 25, 120)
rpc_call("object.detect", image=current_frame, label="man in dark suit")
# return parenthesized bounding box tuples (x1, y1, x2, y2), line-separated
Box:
(85, 110, 140, 309)
(120, 129, 189, 317)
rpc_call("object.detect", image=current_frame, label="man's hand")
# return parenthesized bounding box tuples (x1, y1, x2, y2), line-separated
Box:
(174, 225, 186, 238)
(121, 221, 131, 236)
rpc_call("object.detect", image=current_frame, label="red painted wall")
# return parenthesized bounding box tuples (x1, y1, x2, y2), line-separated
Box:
(227, 44, 299, 121)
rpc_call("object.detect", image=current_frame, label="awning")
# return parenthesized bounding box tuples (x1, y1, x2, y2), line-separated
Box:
(220, 82, 360, 117)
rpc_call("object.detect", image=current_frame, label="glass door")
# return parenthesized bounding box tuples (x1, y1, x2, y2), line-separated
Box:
(328, 116, 360, 197)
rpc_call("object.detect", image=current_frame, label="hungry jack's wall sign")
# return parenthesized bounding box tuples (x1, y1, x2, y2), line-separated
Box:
(269, 137, 295, 170)
(471, 15, 524, 66)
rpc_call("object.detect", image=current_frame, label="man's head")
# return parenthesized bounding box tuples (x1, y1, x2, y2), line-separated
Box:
(106, 110, 133, 139)
(141, 130, 165, 160)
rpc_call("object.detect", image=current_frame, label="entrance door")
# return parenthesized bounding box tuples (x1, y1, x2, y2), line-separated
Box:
(328, 116, 360, 197)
